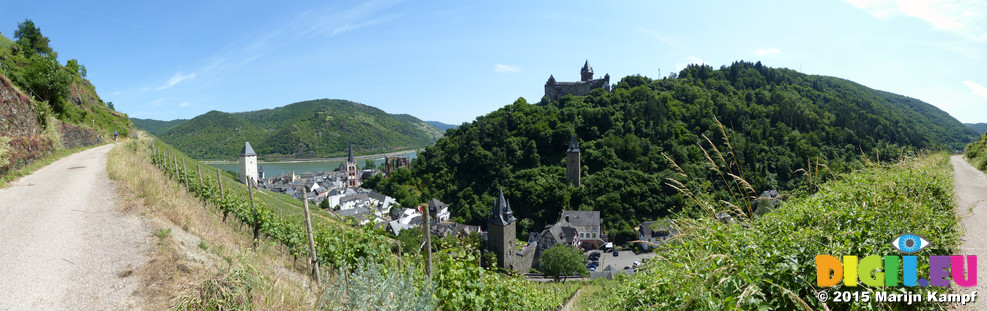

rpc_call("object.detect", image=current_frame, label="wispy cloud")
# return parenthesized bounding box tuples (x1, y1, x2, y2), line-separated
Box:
(178, 102, 192, 107)
(295, 0, 403, 38)
(494, 64, 522, 73)
(845, 0, 987, 41)
(963, 80, 987, 99)
(755, 48, 781, 56)
(156, 73, 196, 91)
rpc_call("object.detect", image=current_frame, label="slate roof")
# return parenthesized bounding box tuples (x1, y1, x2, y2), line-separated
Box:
(581, 60, 592, 74)
(428, 198, 448, 213)
(347, 143, 355, 163)
(488, 188, 515, 226)
(567, 135, 580, 153)
(560, 210, 599, 227)
(638, 220, 673, 239)
(240, 142, 257, 157)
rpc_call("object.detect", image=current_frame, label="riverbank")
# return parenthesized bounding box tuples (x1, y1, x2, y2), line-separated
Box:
(200, 148, 422, 165)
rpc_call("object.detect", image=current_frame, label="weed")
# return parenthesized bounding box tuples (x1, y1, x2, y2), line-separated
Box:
(198, 240, 209, 251)
(154, 228, 171, 242)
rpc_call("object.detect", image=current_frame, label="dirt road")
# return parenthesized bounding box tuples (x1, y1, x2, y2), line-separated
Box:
(951, 155, 987, 309)
(0, 144, 148, 310)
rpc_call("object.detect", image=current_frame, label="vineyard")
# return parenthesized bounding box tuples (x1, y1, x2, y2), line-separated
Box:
(129, 138, 578, 310)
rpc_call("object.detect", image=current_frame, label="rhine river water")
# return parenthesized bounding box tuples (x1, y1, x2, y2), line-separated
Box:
(206, 151, 418, 178)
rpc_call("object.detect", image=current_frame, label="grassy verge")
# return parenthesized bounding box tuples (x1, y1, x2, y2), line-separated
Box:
(0, 142, 107, 187)
(577, 153, 959, 310)
(107, 137, 315, 310)
(964, 133, 987, 171)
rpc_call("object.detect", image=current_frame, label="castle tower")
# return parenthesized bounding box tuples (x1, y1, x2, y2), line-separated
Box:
(239, 142, 258, 185)
(487, 188, 516, 269)
(566, 135, 581, 186)
(580, 60, 593, 81)
(345, 143, 359, 188)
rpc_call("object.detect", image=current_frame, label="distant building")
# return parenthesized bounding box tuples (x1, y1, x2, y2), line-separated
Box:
(384, 156, 410, 177)
(239, 142, 258, 185)
(544, 60, 611, 101)
(345, 143, 359, 188)
(637, 220, 676, 251)
(427, 198, 451, 223)
(566, 135, 581, 186)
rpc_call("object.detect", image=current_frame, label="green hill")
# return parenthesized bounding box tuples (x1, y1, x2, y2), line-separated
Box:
(130, 118, 187, 136)
(1, 20, 132, 176)
(401, 61, 976, 241)
(157, 99, 443, 160)
(966, 123, 987, 135)
(425, 121, 459, 131)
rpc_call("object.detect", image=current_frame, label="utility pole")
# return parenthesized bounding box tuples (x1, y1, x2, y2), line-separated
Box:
(422, 204, 432, 278)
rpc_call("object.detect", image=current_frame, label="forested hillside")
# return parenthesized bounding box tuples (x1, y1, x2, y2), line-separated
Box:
(156, 99, 443, 160)
(130, 118, 187, 136)
(402, 61, 975, 241)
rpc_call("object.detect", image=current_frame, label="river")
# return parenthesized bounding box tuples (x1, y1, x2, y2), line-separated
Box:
(205, 151, 418, 178)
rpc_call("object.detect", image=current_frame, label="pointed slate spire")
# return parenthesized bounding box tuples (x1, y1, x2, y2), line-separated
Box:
(240, 142, 257, 156)
(489, 188, 515, 225)
(567, 135, 580, 153)
(347, 143, 355, 163)
(581, 60, 592, 73)
(547, 75, 557, 84)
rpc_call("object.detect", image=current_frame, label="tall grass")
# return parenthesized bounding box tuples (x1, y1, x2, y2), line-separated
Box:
(588, 153, 958, 310)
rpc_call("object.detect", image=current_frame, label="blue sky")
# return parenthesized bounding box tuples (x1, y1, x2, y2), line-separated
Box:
(2, 0, 985, 124)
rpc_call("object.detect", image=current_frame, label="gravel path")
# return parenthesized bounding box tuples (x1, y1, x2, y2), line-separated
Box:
(0, 144, 149, 310)
(951, 155, 987, 310)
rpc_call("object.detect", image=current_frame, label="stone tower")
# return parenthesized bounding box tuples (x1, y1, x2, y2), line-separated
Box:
(487, 188, 516, 269)
(345, 143, 359, 188)
(580, 60, 593, 81)
(566, 135, 581, 186)
(239, 142, 258, 185)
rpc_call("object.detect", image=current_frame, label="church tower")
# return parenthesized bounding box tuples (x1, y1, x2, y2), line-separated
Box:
(580, 60, 594, 81)
(566, 135, 581, 186)
(239, 142, 258, 185)
(487, 188, 516, 269)
(345, 143, 359, 188)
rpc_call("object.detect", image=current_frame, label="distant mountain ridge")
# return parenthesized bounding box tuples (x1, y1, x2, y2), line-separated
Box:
(149, 99, 443, 160)
(425, 121, 459, 131)
(966, 123, 987, 135)
(130, 118, 187, 136)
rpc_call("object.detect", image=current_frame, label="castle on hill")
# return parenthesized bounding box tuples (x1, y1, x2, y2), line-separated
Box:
(544, 60, 611, 101)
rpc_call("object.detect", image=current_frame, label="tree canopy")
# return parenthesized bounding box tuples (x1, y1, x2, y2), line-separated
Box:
(539, 244, 588, 281)
(381, 61, 977, 244)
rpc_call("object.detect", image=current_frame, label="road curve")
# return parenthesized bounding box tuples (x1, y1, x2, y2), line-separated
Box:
(0, 144, 148, 310)
(951, 155, 987, 310)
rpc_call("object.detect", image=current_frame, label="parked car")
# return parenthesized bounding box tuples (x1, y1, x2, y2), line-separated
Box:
(588, 252, 601, 261)
(613, 250, 620, 257)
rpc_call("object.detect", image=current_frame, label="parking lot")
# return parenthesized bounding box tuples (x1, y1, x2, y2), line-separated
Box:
(585, 249, 656, 272)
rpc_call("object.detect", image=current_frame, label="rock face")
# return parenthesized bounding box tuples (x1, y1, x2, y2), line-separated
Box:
(0, 75, 103, 174)
(1, 75, 41, 137)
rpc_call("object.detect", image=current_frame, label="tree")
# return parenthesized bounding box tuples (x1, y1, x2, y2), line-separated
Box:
(14, 19, 52, 56)
(539, 244, 587, 281)
(319, 198, 331, 209)
(106, 101, 115, 111)
(364, 159, 377, 170)
(66, 59, 86, 78)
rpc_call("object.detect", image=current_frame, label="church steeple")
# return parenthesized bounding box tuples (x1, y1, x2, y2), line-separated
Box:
(489, 188, 515, 226)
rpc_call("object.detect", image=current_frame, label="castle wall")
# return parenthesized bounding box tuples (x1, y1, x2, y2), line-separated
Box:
(544, 78, 610, 101)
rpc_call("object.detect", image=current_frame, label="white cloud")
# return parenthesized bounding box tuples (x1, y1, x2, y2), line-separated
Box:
(963, 80, 987, 99)
(178, 102, 192, 107)
(844, 0, 987, 41)
(156, 72, 196, 90)
(755, 48, 781, 56)
(494, 64, 522, 73)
